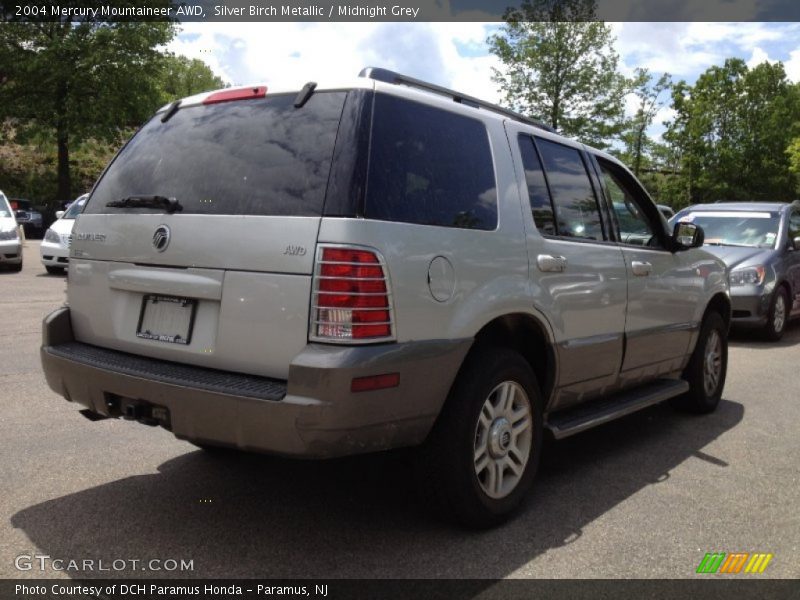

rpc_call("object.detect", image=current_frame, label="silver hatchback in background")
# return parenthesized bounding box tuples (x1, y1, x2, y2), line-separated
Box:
(41, 69, 731, 527)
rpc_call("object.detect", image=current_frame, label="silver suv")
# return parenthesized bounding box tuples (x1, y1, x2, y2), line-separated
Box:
(41, 68, 731, 527)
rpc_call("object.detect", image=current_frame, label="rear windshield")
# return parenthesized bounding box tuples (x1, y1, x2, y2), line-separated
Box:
(84, 92, 346, 216)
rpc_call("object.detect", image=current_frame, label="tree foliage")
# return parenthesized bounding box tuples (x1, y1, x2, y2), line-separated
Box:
(488, 0, 628, 148)
(618, 68, 672, 176)
(0, 2, 176, 201)
(787, 137, 800, 195)
(0, 3, 227, 205)
(159, 53, 226, 102)
(664, 59, 800, 204)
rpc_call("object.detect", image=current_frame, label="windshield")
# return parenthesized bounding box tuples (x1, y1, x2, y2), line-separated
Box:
(84, 92, 346, 217)
(63, 197, 88, 219)
(675, 210, 781, 248)
(0, 193, 11, 218)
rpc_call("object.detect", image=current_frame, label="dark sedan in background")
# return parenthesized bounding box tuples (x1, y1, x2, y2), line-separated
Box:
(671, 201, 800, 340)
(10, 198, 44, 238)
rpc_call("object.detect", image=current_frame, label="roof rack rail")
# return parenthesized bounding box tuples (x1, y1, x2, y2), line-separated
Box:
(358, 67, 556, 133)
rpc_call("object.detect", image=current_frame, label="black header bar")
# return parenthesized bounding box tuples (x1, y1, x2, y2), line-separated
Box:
(1, 0, 799, 23)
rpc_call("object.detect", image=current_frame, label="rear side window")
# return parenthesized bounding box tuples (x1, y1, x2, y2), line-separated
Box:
(365, 94, 497, 230)
(84, 92, 346, 216)
(535, 138, 605, 241)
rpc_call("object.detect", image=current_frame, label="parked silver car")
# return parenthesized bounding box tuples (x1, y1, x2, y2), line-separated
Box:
(0, 190, 23, 272)
(41, 69, 730, 527)
(671, 202, 800, 340)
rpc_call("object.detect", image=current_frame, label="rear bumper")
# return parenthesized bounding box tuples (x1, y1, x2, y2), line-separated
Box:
(41, 307, 471, 458)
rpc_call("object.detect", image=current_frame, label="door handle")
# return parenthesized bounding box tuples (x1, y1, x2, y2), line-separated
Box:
(631, 261, 652, 276)
(537, 254, 567, 273)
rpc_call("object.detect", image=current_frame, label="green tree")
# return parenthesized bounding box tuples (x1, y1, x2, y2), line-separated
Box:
(788, 137, 800, 194)
(0, 3, 176, 201)
(664, 59, 800, 204)
(159, 53, 226, 102)
(488, 0, 628, 148)
(619, 68, 672, 176)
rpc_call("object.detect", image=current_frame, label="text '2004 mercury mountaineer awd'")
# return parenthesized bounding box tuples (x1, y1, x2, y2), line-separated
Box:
(41, 69, 731, 527)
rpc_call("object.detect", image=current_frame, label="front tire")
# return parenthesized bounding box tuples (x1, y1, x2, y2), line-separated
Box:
(671, 311, 728, 414)
(763, 286, 789, 341)
(422, 346, 543, 528)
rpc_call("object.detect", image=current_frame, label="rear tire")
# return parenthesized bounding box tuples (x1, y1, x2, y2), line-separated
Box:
(763, 286, 789, 342)
(671, 311, 727, 414)
(421, 346, 543, 528)
(9, 262, 22, 273)
(45, 266, 64, 275)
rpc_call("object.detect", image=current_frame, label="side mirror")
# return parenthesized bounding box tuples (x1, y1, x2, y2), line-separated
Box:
(672, 221, 704, 250)
(792, 236, 800, 251)
(55, 211, 65, 219)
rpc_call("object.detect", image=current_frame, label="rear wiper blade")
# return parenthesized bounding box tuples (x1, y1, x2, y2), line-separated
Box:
(106, 195, 183, 213)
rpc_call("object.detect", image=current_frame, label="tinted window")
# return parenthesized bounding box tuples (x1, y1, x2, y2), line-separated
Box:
(365, 94, 497, 230)
(518, 135, 555, 235)
(536, 138, 604, 240)
(84, 92, 346, 216)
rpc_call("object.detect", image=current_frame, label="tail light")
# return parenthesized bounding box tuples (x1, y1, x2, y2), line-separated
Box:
(310, 245, 395, 343)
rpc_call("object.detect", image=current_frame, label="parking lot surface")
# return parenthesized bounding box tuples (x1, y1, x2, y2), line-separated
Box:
(1, 242, 798, 579)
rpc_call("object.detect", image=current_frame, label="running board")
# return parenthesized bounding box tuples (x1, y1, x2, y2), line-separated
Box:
(546, 378, 689, 440)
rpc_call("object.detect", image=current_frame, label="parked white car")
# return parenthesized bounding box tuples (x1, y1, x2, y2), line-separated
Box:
(0, 190, 23, 272)
(40, 194, 88, 274)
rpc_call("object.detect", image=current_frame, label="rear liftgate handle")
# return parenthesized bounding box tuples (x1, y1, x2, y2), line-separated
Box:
(537, 254, 568, 273)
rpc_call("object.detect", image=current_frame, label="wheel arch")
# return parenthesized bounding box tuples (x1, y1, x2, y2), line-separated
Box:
(704, 292, 732, 331)
(468, 312, 557, 405)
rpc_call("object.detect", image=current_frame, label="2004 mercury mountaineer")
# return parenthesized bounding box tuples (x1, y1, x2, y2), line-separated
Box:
(41, 68, 731, 527)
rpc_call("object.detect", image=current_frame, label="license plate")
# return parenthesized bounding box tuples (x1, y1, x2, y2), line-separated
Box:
(136, 295, 197, 345)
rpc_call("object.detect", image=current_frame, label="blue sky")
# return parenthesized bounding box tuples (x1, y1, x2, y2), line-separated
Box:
(168, 22, 800, 136)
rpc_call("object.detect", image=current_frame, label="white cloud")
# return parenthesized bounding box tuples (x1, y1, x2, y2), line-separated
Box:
(785, 49, 800, 82)
(746, 47, 777, 68)
(614, 22, 799, 81)
(168, 22, 503, 102)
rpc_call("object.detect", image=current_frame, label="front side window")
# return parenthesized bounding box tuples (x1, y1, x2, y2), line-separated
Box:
(365, 94, 497, 230)
(535, 138, 604, 241)
(599, 162, 659, 247)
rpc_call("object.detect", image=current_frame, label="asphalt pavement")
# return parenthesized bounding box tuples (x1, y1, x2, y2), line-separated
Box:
(1, 242, 798, 579)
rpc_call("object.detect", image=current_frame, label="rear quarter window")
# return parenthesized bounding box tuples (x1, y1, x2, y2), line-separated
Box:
(365, 94, 498, 230)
